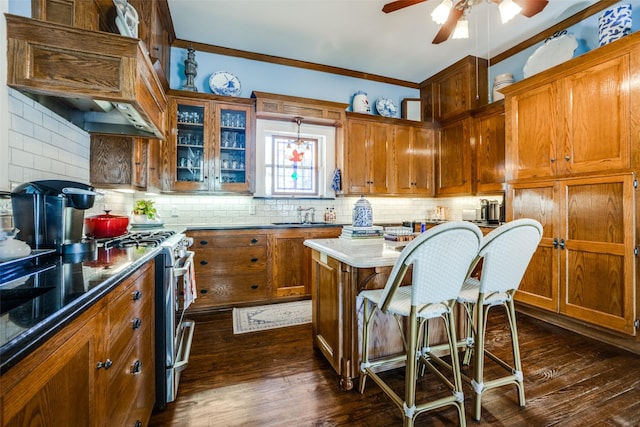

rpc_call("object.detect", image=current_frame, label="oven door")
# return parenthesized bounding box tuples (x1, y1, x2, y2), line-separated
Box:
(164, 250, 196, 405)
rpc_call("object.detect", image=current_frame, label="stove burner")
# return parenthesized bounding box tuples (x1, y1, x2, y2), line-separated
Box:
(102, 230, 176, 250)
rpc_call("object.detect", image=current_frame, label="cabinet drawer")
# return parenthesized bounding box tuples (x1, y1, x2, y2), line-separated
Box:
(109, 283, 153, 345)
(195, 246, 267, 273)
(197, 272, 269, 306)
(192, 234, 267, 248)
(108, 324, 154, 426)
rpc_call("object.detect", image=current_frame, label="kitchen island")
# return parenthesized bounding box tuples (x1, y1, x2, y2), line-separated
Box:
(304, 237, 464, 390)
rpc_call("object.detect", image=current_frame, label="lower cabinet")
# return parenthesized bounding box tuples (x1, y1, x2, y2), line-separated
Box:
(188, 226, 341, 310)
(510, 174, 636, 335)
(0, 261, 155, 427)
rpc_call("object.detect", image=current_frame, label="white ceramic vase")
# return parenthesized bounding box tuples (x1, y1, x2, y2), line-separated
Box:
(352, 91, 370, 113)
(492, 73, 514, 102)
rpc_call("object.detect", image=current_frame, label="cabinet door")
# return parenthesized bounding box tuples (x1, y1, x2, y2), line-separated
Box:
(345, 120, 370, 194)
(510, 180, 560, 311)
(392, 125, 435, 195)
(474, 107, 505, 194)
(272, 231, 308, 298)
(1, 307, 104, 426)
(560, 55, 631, 175)
(215, 103, 254, 193)
(345, 119, 390, 195)
(169, 98, 213, 191)
(559, 174, 636, 335)
(506, 83, 559, 180)
(436, 118, 472, 195)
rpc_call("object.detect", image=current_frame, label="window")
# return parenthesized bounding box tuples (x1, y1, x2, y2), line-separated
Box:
(267, 135, 318, 196)
(255, 120, 336, 198)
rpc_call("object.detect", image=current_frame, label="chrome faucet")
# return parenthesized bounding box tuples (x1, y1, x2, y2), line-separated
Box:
(297, 206, 316, 223)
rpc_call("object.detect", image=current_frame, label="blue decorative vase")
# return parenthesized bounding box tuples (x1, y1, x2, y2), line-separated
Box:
(598, 4, 632, 47)
(352, 196, 373, 227)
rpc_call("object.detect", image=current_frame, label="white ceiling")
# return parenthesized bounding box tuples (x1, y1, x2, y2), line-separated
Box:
(167, 0, 600, 83)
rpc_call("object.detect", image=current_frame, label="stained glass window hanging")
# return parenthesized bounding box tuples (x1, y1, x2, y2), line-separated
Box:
(268, 135, 318, 196)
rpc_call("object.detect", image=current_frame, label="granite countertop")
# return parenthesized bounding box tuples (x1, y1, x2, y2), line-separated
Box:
(0, 245, 161, 374)
(304, 238, 405, 268)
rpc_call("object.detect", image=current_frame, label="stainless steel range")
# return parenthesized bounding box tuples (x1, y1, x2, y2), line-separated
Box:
(100, 230, 196, 409)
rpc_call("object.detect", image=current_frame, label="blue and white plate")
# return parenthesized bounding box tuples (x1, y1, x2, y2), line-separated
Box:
(209, 71, 242, 97)
(375, 98, 398, 117)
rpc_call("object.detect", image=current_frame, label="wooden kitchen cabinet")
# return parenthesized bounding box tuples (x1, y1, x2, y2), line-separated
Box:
(272, 226, 341, 299)
(421, 55, 488, 122)
(510, 174, 636, 336)
(344, 116, 391, 195)
(391, 123, 435, 195)
(189, 230, 270, 309)
(90, 134, 149, 191)
(435, 116, 473, 196)
(1, 261, 155, 427)
(473, 101, 505, 194)
(505, 50, 633, 181)
(167, 94, 254, 193)
(31, 0, 100, 30)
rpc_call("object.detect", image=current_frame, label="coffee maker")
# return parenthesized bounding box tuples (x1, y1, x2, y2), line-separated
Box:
(11, 180, 99, 254)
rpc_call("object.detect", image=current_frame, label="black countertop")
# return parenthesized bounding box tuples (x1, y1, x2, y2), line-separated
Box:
(0, 245, 161, 374)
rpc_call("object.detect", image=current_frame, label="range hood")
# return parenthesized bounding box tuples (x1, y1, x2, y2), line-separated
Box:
(6, 14, 167, 139)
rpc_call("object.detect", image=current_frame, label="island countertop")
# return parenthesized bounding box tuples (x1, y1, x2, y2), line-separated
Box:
(303, 238, 406, 268)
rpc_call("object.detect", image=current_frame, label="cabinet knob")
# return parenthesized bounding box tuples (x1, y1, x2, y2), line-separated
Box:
(132, 290, 142, 301)
(251, 238, 259, 244)
(200, 260, 208, 265)
(559, 238, 566, 250)
(564, 155, 571, 161)
(251, 284, 259, 290)
(135, 422, 143, 427)
(131, 360, 142, 375)
(200, 289, 208, 294)
(96, 359, 112, 370)
(553, 237, 559, 249)
(550, 157, 556, 163)
(132, 318, 142, 330)
(200, 240, 208, 245)
(250, 257, 259, 263)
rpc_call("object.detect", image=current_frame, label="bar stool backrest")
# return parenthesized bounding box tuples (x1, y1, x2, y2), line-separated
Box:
(379, 221, 483, 312)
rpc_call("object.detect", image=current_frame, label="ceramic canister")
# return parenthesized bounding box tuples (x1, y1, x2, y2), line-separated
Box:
(598, 4, 632, 47)
(352, 91, 370, 113)
(492, 73, 514, 102)
(352, 195, 373, 227)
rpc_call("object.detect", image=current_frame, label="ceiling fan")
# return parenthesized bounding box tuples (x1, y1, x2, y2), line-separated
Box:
(382, 0, 549, 44)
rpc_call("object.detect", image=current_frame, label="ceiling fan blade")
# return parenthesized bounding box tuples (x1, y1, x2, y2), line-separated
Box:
(432, 7, 464, 44)
(515, 0, 549, 18)
(382, 0, 427, 14)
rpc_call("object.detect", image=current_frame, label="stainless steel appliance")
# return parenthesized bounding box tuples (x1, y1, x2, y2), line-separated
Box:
(11, 180, 99, 254)
(99, 230, 196, 409)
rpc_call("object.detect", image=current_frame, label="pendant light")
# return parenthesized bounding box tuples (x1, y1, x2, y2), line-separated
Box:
(498, 0, 522, 23)
(452, 14, 469, 39)
(431, 0, 453, 24)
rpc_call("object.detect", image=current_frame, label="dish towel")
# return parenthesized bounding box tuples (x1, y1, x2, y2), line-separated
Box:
(183, 258, 197, 309)
(331, 168, 342, 191)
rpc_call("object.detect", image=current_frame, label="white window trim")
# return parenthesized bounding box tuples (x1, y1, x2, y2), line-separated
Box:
(255, 119, 336, 198)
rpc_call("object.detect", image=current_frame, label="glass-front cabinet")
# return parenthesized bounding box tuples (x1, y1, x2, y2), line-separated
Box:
(168, 95, 253, 193)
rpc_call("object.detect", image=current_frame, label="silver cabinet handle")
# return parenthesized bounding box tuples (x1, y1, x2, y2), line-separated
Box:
(96, 359, 112, 370)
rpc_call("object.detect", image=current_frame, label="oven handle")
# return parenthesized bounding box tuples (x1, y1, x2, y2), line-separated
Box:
(174, 319, 195, 373)
(173, 251, 195, 277)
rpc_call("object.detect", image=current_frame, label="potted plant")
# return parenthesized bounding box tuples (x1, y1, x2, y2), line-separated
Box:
(132, 199, 159, 224)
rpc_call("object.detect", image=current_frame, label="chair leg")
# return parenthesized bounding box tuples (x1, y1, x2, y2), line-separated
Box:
(403, 309, 419, 427)
(471, 302, 488, 421)
(506, 298, 525, 407)
(444, 308, 467, 427)
(359, 300, 374, 394)
(462, 302, 475, 366)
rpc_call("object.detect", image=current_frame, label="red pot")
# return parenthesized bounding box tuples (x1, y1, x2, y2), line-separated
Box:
(84, 211, 130, 239)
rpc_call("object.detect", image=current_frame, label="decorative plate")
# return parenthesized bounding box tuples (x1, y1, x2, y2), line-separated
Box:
(375, 98, 397, 117)
(209, 71, 242, 97)
(523, 31, 578, 79)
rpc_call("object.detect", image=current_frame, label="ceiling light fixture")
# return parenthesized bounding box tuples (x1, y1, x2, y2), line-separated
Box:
(431, 0, 453, 24)
(498, 0, 522, 23)
(452, 15, 469, 39)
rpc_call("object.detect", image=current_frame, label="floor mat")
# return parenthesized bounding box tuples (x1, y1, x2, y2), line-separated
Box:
(232, 300, 312, 334)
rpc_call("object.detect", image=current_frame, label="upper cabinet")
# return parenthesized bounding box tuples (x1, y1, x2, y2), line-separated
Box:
(391, 123, 435, 196)
(343, 115, 392, 195)
(504, 35, 640, 181)
(166, 93, 255, 193)
(421, 56, 488, 122)
(435, 116, 473, 196)
(473, 101, 506, 194)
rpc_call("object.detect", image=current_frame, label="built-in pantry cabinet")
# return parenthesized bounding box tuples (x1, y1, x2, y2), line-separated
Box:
(502, 31, 640, 348)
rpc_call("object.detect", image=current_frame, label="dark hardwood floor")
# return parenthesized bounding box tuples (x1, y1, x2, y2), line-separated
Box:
(149, 307, 640, 426)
